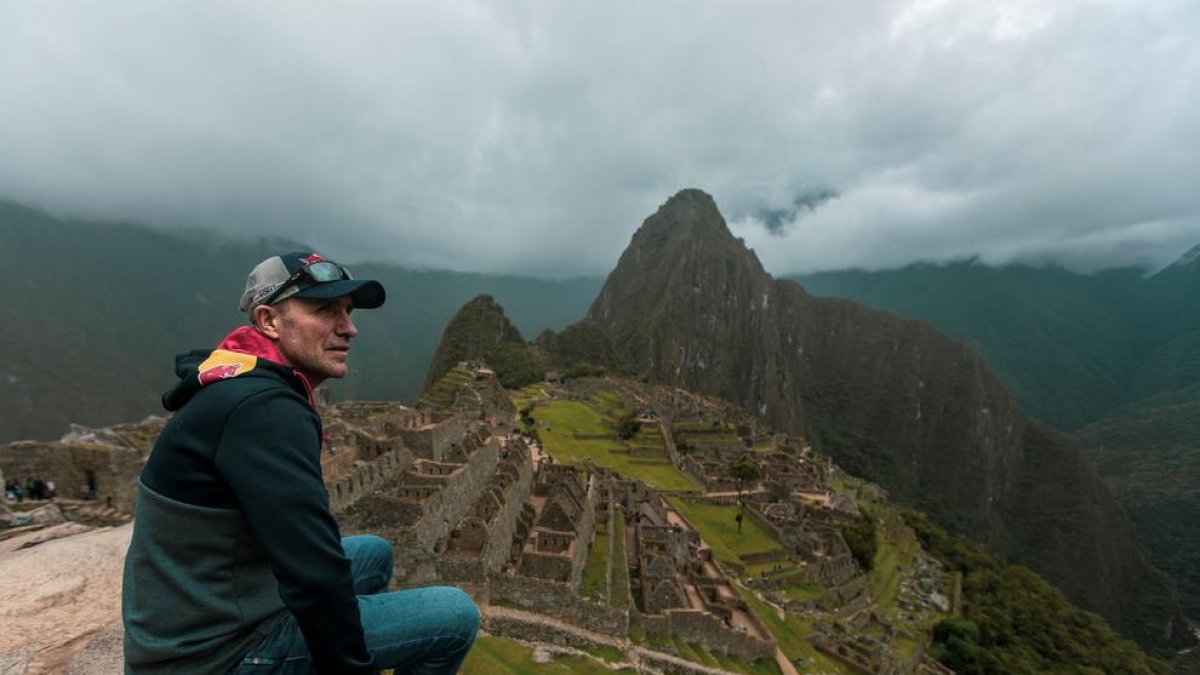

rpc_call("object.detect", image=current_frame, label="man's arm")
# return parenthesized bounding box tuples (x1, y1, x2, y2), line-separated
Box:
(217, 388, 375, 674)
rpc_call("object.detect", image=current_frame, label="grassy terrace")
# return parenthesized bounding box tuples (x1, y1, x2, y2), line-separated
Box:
(638, 631, 780, 675)
(866, 507, 921, 611)
(579, 523, 610, 604)
(511, 383, 551, 413)
(610, 510, 631, 609)
(533, 398, 697, 492)
(461, 635, 630, 673)
(667, 498, 789, 575)
(737, 588, 847, 673)
(672, 420, 743, 449)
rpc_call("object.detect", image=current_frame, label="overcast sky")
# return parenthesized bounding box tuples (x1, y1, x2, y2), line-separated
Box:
(1, 1, 1197, 277)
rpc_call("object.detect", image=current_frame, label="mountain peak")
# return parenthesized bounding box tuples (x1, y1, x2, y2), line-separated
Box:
(634, 188, 733, 249)
(420, 294, 525, 392)
(589, 189, 766, 329)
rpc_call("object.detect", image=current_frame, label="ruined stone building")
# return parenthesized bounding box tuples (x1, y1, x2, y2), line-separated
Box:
(0, 418, 165, 513)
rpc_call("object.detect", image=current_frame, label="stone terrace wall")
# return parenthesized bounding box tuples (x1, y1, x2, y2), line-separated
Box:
(566, 474, 598, 591)
(490, 575, 629, 636)
(483, 451, 534, 573)
(635, 608, 775, 662)
(0, 442, 142, 512)
(399, 413, 475, 461)
(666, 609, 776, 661)
(390, 438, 499, 584)
(328, 447, 414, 513)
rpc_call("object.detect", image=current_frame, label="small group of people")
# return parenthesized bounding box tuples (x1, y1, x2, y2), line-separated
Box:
(4, 477, 55, 502)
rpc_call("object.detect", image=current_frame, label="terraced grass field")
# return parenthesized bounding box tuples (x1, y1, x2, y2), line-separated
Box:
(667, 498, 785, 568)
(533, 399, 697, 491)
(737, 588, 846, 672)
(461, 635, 629, 673)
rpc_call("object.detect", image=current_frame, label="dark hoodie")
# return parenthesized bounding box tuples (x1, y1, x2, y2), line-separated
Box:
(122, 327, 374, 674)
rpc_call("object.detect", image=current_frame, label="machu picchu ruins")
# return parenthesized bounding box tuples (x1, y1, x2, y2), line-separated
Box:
(2, 363, 966, 674)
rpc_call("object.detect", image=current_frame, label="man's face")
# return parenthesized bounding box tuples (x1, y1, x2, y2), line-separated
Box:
(270, 296, 357, 386)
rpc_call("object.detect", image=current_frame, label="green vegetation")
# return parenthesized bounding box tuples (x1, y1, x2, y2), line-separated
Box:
(1077, 398, 1200, 620)
(579, 526, 610, 603)
(610, 510, 631, 609)
(839, 510, 878, 572)
(795, 258, 1200, 641)
(668, 499, 780, 565)
(903, 510, 1168, 675)
(736, 587, 844, 672)
(864, 509, 922, 612)
(779, 584, 823, 603)
(616, 413, 641, 440)
(533, 399, 697, 491)
(417, 366, 516, 416)
(727, 458, 760, 498)
(460, 635, 629, 674)
(577, 644, 624, 664)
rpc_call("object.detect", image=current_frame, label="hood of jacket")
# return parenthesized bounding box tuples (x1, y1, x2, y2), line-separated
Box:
(163, 326, 316, 412)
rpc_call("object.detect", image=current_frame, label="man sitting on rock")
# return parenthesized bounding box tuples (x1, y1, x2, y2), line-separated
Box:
(122, 252, 479, 674)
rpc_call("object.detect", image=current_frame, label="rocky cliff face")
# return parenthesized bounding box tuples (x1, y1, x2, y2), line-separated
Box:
(587, 189, 1188, 650)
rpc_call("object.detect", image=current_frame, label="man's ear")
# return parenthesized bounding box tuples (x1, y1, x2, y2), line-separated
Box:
(252, 304, 283, 339)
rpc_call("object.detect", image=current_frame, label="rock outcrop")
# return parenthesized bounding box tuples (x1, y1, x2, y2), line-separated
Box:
(0, 524, 131, 674)
(584, 188, 1188, 650)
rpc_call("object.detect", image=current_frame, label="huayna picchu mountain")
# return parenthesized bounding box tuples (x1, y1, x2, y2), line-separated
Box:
(585, 189, 1190, 651)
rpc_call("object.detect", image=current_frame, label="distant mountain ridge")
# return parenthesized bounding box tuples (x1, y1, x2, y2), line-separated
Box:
(0, 201, 601, 443)
(791, 244, 1200, 624)
(792, 253, 1200, 432)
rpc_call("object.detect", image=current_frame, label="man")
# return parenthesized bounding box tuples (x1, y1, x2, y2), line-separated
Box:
(123, 252, 479, 674)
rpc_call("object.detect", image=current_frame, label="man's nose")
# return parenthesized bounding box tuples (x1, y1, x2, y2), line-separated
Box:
(337, 310, 357, 338)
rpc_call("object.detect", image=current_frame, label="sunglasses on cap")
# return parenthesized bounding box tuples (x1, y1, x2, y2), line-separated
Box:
(261, 261, 353, 307)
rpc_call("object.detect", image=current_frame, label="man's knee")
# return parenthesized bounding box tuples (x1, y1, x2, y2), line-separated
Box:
(342, 534, 393, 567)
(439, 587, 480, 642)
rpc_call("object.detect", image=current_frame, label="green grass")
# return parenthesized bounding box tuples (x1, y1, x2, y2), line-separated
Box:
(610, 510, 631, 609)
(460, 635, 629, 674)
(866, 508, 919, 611)
(737, 588, 847, 672)
(579, 528, 610, 603)
(578, 644, 625, 664)
(712, 650, 783, 675)
(534, 400, 697, 491)
(667, 499, 785, 569)
(779, 584, 824, 603)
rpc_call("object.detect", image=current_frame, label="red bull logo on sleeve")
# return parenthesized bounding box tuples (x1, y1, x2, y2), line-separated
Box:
(197, 350, 258, 386)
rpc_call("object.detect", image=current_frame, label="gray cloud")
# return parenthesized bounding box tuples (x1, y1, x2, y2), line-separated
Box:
(1, 0, 1197, 276)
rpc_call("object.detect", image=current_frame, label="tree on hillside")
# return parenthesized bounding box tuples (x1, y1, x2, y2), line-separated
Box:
(617, 414, 641, 440)
(728, 458, 760, 534)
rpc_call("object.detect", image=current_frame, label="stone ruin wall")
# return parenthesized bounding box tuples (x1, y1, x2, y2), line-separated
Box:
(659, 421, 684, 467)
(565, 473, 598, 591)
(489, 574, 629, 636)
(481, 451, 534, 573)
(437, 443, 536, 587)
(327, 446, 414, 513)
(388, 438, 500, 584)
(398, 412, 474, 461)
(632, 609, 776, 662)
(0, 441, 143, 512)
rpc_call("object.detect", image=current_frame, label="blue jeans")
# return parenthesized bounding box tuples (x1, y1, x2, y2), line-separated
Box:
(230, 535, 479, 674)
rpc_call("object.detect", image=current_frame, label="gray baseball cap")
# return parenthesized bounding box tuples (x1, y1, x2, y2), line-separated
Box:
(239, 251, 386, 314)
